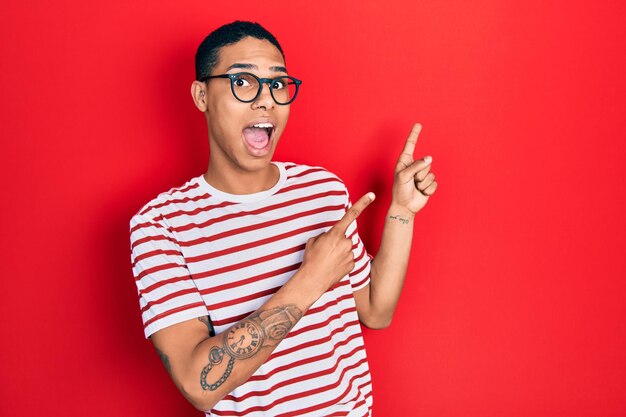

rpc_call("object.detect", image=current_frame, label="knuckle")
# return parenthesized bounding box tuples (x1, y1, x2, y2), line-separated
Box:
(421, 174, 433, 185)
(425, 182, 437, 194)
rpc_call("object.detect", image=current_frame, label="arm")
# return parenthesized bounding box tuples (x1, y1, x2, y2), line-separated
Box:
(149, 193, 376, 412)
(354, 123, 438, 329)
(151, 273, 313, 411)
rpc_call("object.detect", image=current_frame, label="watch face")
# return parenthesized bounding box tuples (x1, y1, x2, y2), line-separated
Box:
(224, 320, 265, 359)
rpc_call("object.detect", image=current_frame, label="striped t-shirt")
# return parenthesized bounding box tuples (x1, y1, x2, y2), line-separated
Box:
(130, 161, 373, 416)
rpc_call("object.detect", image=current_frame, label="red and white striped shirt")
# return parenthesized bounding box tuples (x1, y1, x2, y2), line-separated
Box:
(130, 161, 373, 416)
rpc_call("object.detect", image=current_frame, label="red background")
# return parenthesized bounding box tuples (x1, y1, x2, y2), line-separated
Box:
(2, 1, 625, 416)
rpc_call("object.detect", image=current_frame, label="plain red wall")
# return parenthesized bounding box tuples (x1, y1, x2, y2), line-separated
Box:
(1, 1, 625, 416)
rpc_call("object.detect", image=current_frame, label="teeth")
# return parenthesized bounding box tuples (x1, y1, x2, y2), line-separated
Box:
(252, 123, 274, 129)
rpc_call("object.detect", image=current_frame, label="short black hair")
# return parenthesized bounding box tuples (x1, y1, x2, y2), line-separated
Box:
(195, 21, 285, 81)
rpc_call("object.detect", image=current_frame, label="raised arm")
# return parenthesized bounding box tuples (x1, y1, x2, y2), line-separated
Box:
(354, 123, 438, 329)
(147, 193, 376, 412)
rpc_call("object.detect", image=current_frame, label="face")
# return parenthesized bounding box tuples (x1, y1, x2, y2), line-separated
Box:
(191, 37, 291, 174)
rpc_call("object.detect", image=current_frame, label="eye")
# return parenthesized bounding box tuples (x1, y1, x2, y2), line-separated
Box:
(272, 79, 286, 89)
(233, 75, 252, 87)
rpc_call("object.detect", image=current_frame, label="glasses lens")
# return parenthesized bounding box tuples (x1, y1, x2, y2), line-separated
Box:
(231, 73, 260, 102)
(271, 77, 298, 104)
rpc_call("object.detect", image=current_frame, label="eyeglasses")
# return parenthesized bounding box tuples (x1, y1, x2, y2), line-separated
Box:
(200, 72, 302, 105)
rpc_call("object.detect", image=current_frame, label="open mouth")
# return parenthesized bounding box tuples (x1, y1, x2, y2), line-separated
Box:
(242, 122, 275, 153)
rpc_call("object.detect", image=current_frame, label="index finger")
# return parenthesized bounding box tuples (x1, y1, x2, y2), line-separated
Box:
(330, 192, 376, 236)
(401, 123, 422, 157)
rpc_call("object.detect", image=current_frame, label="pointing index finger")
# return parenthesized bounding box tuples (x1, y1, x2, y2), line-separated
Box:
(401, 123, 422, 157)
(331, 192, 376, 236)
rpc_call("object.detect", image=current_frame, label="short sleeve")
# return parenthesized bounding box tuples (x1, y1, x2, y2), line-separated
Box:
(130, 212, 209, 338)
(343, 190, 373, 292)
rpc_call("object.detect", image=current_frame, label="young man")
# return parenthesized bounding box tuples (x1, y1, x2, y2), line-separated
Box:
(130, 21, 437, 416)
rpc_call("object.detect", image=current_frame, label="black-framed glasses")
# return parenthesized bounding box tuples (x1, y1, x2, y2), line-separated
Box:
(200, 72, 302, 105)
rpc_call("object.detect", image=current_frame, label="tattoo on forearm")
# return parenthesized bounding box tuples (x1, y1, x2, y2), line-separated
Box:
(389, 214, 410, 224)
(156, 348, 172, 375)
(200, 305, 303, 391)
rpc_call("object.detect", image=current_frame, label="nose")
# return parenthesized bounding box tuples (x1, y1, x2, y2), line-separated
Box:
(252, 81, 275, 110)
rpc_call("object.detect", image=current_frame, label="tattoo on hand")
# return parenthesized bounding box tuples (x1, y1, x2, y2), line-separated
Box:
(389, 214, 410, 224)
(200, 305, 303, 391)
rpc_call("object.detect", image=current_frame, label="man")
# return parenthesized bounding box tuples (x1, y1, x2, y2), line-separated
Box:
(130, 21, 437, 416)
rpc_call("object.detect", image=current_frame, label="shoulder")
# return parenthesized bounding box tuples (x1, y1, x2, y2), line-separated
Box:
(277, 162, 349, 203)
(278, 161, 346, 186)
(129, 176, 204, 228)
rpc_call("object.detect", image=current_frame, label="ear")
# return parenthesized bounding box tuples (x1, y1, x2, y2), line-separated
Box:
(191, 81, 208, 112)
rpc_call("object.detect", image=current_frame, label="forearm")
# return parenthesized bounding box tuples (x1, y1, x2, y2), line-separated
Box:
(164, 268, 321, 411)
(367, 203, 415, 324)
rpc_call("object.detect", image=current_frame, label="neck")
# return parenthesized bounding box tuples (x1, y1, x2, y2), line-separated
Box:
(204, 158, 279, 195)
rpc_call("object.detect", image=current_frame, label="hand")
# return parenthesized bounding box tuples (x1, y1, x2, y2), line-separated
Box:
(300, 193, 376, 293)
(392, 123, 438, 214)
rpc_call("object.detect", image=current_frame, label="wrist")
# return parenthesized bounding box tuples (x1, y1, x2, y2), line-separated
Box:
(387, 203, 416, 220)
(283, 264, 324, 309)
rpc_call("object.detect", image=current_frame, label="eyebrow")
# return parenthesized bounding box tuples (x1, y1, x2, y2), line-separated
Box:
(226, 63, 288, 73)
